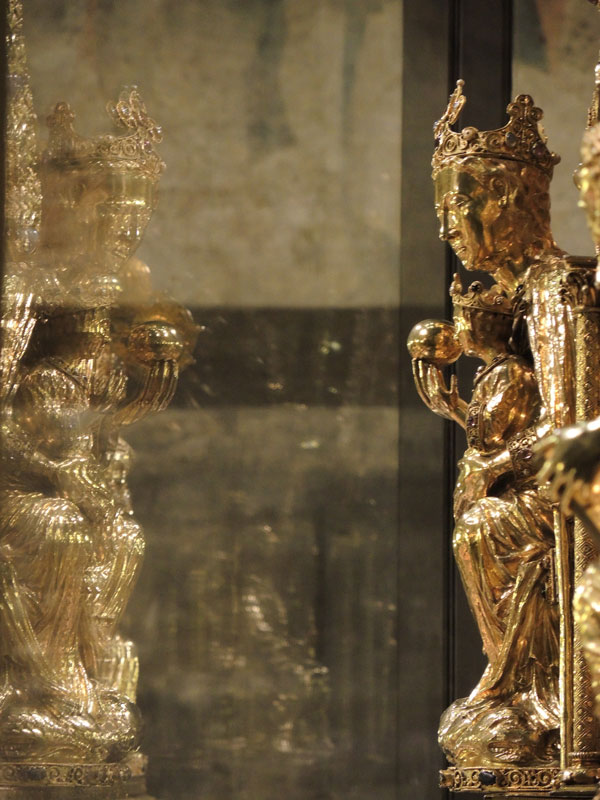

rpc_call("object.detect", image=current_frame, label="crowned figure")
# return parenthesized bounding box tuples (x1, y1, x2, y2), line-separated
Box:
(410, 80, 600, 789)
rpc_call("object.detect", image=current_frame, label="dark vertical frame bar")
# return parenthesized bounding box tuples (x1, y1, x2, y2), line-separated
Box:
(449, 0, 513, 708)
(399, 3, 450, 799)
(442, 0, 461, 733)
(0, 0, 7, 307)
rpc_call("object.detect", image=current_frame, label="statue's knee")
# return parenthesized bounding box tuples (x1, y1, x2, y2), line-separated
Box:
(112, 515, 145, 558)
(453, 522, 469, 555)
(41, 499, 92, 554)
(1, 494, 92, 557)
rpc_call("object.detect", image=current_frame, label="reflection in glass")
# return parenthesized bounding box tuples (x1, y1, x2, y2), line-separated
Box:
(4, 1, 402, 798)
(2, 4, 196, 793)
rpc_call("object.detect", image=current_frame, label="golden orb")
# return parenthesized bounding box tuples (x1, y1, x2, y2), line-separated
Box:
(406, 319, 461, 366)
(129, 321, 185, 364)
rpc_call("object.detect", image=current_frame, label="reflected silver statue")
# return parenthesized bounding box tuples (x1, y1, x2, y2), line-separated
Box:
(0, 11, 196, 776)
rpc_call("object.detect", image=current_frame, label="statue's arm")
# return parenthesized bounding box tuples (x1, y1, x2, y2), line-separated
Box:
(461, 420, 551, 492)
(477, 360, 541, 451)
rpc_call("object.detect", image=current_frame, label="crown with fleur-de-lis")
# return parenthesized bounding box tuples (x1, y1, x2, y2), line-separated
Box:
(42, 87, 165, 180)
(432, 80, 560, 178)
(450, 273, 513, 316)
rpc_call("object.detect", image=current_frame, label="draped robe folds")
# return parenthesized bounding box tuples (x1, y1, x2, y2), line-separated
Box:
(439, 342, 561, 765)
(0, 353, 145, 763)
(441, 254, 579, 766)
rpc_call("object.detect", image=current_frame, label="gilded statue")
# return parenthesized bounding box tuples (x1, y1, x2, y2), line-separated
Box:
(0, 2, 196, 784)
(409, 275, 558, 767)
(408, 81, 598, 783)
(0, 88, 195, 765)
(537, 116, 600, 753)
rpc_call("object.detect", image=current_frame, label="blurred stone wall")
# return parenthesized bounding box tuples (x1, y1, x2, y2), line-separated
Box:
(25, 0, 401, 308)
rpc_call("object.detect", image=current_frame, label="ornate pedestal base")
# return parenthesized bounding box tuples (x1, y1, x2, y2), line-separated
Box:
(0, 754, 153, 799)
(439, 766, 599, 795)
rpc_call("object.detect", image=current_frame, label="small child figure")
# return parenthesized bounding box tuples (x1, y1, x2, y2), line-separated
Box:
(408, 275, 558, 767)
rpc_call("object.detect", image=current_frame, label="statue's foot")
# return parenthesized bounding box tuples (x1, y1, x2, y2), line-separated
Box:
(439, 695, 559, 767)
(96, 689, 142, 762)
(0, 690, 141, 763)
(0, 700, 101, 762)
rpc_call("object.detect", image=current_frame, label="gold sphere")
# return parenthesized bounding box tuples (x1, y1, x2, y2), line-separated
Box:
(129, 321, 185, 364)
(406, 319, 461, 366)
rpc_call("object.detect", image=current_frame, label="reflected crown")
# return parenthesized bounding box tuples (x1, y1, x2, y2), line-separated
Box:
(42, 87, 165, 180)
(432, 80, 560, 177)
(450, 273, 513, 316)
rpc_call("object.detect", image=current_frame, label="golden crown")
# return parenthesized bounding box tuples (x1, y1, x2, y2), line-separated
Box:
(42, 87, 165, 179)
(450, 273, 513, 316)
(432, 80, 560, 177)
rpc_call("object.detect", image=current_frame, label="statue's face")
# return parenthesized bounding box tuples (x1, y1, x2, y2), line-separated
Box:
(576, 162, 600, 248)
(452, 305, 511, 360)
(434, 166, 505, 272)
(90, 173, 157, 270)
(43, 170, 157, 272)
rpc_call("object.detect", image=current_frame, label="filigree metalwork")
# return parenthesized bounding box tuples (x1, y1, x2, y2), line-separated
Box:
(439, 766, 565, 793)
(432, 80, 560, 178)
(45, 88, 165, 180)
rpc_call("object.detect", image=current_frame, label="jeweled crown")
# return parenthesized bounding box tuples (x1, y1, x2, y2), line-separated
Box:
(450, 273, 513, 316)
(42, 87, 165, 180)
(432, 80, 560, 177)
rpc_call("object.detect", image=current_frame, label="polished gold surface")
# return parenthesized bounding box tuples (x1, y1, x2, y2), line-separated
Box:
(409, 79, 600, 781)
(537, 116, 600, 787)
(406, 319, 461, 366)
(0, 0, 195, 782)
(432, 80, 560, 179)
(11, 0, 600, 797)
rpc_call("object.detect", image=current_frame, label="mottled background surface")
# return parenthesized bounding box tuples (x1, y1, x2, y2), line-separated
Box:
(25, 0, 401, 308)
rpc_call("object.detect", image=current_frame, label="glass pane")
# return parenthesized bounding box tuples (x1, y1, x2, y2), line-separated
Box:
(7, 2, 403, 798)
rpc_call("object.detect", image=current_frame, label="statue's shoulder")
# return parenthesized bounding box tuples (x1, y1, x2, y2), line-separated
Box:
(477, 355, 535, 397)
(524, 251, 567, 278)
(521, 251, 587, 297)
